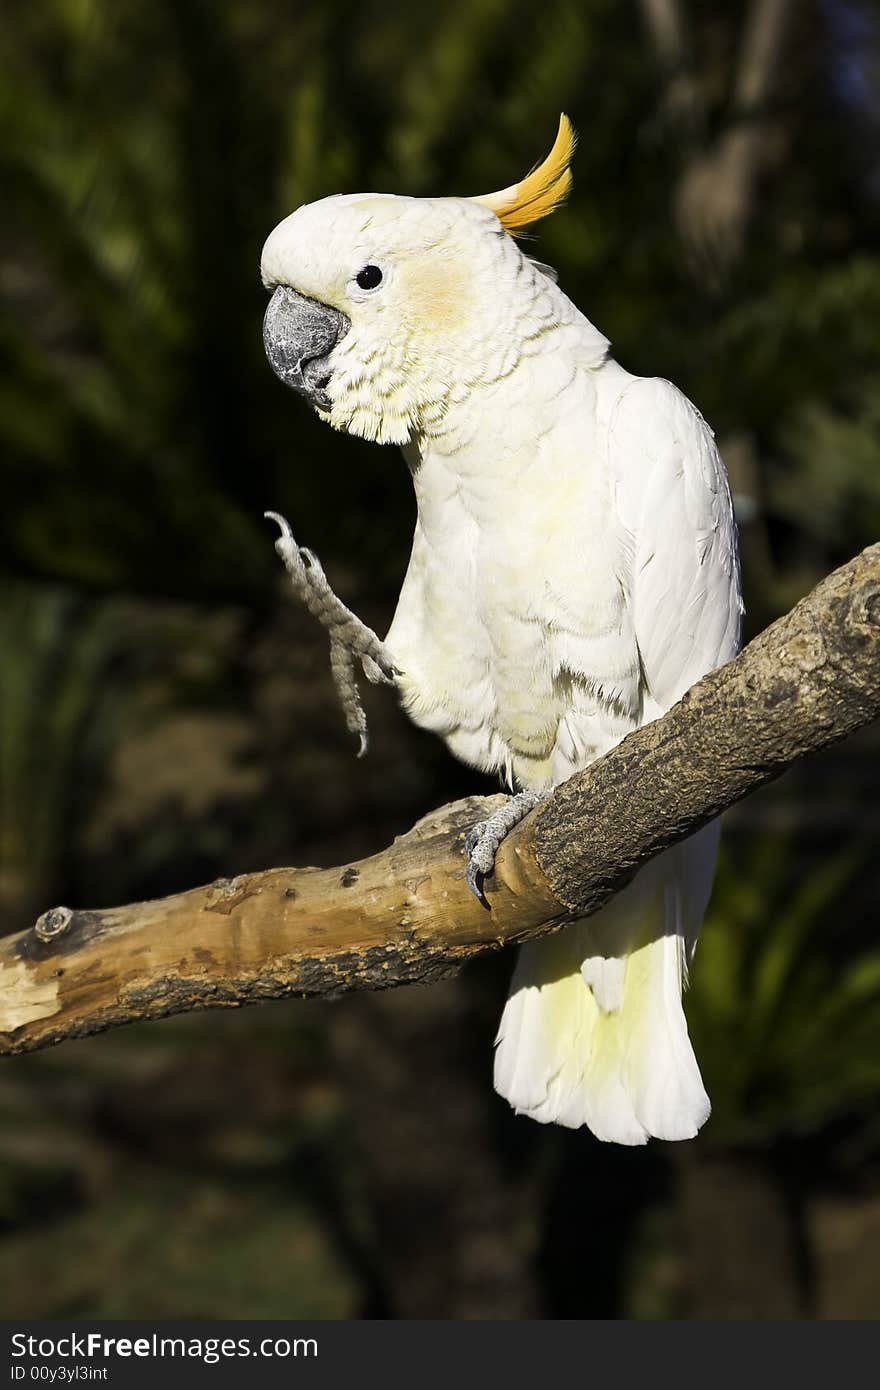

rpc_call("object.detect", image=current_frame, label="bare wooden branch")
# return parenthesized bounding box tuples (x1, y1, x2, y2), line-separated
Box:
(1, 544, 878, 1058)
(533, 540, 880, 907)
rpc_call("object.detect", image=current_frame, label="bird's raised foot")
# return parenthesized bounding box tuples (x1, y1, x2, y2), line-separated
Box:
(265, 511, 397, 672)
(266, 510, 400, 754)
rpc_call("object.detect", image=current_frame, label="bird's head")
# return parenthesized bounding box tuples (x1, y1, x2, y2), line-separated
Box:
(260, 116, 576, 445)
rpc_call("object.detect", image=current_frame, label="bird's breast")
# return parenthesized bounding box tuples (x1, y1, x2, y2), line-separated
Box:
(387, 406, 625, 785)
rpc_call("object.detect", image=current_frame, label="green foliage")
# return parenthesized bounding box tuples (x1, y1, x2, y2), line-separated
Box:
(0, 1008, 361, 1318)
(689, 840, 880, 1147)
(0, 583, 132, 916)
(773, 380, 880, 554)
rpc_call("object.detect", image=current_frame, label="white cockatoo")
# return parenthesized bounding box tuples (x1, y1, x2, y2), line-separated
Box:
(260, 116, 742, 1144)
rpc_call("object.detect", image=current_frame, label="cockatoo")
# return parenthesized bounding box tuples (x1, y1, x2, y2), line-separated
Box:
(260, 116, 742, 1144)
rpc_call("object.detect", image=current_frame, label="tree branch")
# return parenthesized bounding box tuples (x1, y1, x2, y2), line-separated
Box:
(2, 545, 878, 1058)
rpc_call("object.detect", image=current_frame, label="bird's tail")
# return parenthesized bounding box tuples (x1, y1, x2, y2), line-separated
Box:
(493, 825, 719, 1144)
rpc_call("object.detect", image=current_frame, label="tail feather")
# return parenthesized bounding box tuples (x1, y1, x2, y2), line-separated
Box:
(622, 933, 710, 1141)
(494, 926, 650, 1142)
(493, 833, 716, 1144)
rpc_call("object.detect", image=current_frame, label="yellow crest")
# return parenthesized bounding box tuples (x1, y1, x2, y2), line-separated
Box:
(471, 114, 576, 235)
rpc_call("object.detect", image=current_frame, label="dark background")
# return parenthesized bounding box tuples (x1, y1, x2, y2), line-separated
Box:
(1, 0, 879, 1319)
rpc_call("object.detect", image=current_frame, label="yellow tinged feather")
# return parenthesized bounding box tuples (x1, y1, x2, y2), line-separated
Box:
(472, 113, 577, 235)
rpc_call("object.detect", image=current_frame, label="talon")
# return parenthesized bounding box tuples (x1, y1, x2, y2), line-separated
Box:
(264, 510, 293, 542)
(266, 512, 308, 574)
(362, 654, 398, 686)
(466, 857, 489, 908)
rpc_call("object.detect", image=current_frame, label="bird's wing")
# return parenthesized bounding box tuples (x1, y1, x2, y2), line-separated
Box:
(608, 374, 743, 956)
(610, 374, 742, 720)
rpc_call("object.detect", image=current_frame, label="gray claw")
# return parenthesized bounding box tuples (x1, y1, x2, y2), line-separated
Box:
(265, 510, 291, 538)
(464, 822, 498, 908)
(462, 791, 546, 909)
(466, 855, 489, 908)
(362, 653, 398, 686)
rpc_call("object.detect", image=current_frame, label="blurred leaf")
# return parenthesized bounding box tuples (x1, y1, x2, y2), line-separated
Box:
(688, 839, 880, 1146)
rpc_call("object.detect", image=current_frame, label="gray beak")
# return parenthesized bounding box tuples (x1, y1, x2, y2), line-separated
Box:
(263, 286, 350, 411)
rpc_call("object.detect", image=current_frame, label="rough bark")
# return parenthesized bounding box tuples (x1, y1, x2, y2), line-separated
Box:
(533, 541, 880, 907)
(1, 544, 878, 1059)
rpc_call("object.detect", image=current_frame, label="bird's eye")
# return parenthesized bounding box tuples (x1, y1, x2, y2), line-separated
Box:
(356, 265, 383, 291)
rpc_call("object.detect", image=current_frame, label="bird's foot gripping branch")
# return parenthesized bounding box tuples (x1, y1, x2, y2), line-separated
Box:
(465, 790, 547, 905)
(1, 544, 878, 1061)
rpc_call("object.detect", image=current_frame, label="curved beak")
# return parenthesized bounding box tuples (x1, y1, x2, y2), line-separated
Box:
(263, 286, 350, 410)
